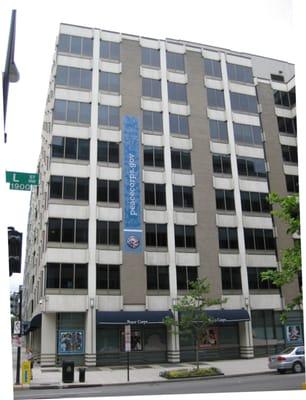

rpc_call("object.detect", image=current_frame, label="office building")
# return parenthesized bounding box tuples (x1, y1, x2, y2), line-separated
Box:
(22, 23, 302, 366)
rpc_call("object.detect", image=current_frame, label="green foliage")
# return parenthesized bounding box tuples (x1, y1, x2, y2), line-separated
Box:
(261, 193, 302, 322)
(160, 367, 220, 379)
(164, 278, 226, 369)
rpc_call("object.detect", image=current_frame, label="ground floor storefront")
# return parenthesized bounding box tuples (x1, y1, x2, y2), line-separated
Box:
(25, 309, 304, 367)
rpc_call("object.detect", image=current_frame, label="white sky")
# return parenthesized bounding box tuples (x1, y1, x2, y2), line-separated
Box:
(0, 0, 305, 399)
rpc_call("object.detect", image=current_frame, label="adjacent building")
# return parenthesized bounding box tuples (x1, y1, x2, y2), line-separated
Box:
(22, 23, 303, 367)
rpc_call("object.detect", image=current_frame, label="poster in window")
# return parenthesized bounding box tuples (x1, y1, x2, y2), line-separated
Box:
(58, 329, 84, 354)
(199, 327, 218, 348)
(285, 325, 303, 345)
(131, 330, 142, 351)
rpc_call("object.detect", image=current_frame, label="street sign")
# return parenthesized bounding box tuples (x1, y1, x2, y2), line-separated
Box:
(6, 171, 39, 191)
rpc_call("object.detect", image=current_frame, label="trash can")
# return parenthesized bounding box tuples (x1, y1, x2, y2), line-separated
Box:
(62, 361, 74, 383)
(79, 367, 86, 382)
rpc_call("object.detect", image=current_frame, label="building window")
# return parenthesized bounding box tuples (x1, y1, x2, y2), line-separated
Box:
(233, 123, 262, 145)
(230, 92, 258, 114)
(54, 100, 91, 124)
(58, 34, 93, 57)
(176, 266, 198, 290)
(169, 114, 189, 136)
(237, 156, 266, 178)
(244, 228, 275, 251)
(145, 223, 168, 247)
(47, 218, 88, 243)
(142, 78, 161, 99)
(240, 191, 270, 213)
(143, 146, 164, 168)
(277, 116, 297, 135)
(50, 176, 89, 201)
(96, 221, 120, 245)
(146, 265, 169, 290)
(166, 51, 185, 72)
(271, 74, 284, 82)
(97, 179, 120, 203)
(218, 227, 238, 249)
(171, 149, 191, 170)
(142, 110, 163, 132)
(209, 120, 228, 142)
(285, 175, 299, 193)
(141, 47, 160, 68)
(56, 66, 92, 90)
(248, 267, 278, 290)
(52, 137, 90, 161)
(207, 88, 225, 108)
(175, 225, 196, 248)
(173, 185, 194, 208)
(212, 154, 231, 174)
(227, 63, 253, 83)
(144, 183, 166, 206)
(274, 90, 295, 108)
(281, 145, 298, 163)
(168, 82, 188, 103)
(96, 264, 120, 289)
(203, 59, 222, 78)
(46, 263, 88, 289)
(100, 40, 120, 61)
(98, 105, 120, 128)
(215, 189, 235, 211)
(97, 140, 119, 163)
(221, 267, 242, 290)
(99, 71, 120, 93)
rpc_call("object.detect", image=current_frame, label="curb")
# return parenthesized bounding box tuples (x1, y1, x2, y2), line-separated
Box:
(16, 371, 275, 390)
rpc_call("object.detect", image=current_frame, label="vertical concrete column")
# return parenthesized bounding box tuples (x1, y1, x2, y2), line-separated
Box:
(160, 41, 180, 362)
(85, 28, 100, 366)
(220, 53, 254, 358)
(40, 313, 56, 367)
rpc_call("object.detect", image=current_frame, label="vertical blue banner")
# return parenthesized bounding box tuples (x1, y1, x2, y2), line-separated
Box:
(123, 116, 143, 253)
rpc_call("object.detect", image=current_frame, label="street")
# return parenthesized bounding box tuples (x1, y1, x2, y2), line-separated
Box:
(14, 372, 304, 399)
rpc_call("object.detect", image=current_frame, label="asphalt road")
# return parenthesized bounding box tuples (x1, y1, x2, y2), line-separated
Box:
(14, 372, 305, 399)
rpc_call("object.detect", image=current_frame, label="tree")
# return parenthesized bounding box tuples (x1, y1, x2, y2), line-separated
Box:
(261, 193, 301, 321)
(164, 278, 226, 371)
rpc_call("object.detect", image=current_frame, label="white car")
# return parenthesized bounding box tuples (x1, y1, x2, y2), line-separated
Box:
(268, 346, 305, 374)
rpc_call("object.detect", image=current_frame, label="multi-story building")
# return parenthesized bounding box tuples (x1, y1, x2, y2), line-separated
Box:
(22, 23, 303, 367)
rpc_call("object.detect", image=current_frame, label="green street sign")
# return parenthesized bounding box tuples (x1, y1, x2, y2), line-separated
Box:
(6, 171, 39, 191)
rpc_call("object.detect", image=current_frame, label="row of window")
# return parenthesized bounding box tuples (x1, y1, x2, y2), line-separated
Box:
(45, 262, 277, 292)
(273, 87, 296, 108)
(218, 227, 275, 251)
(49, 176, 273, 216)
(213, 154, 266, 178)
(47, 218, 275, 252)
(216, 190, 271, 213)
(58, 34, 256, 85)
(207, 89, 258, 114)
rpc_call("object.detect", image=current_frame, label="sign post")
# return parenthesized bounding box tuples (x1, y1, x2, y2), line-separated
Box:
(125, 325, 131, 381)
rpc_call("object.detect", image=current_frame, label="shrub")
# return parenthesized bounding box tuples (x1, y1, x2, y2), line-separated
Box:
(160, 367, 220, 379)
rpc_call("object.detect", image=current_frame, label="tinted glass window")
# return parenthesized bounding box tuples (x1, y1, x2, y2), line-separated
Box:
(52, 136, 64, 158)
(48, 218, 61, 242)
(61, 264, 74, 288)
(209, 120, 228, 141)
(227, 63, 253, 83)
(76, 219, 88, 243)
(46, 263, 60, 288)
(77, 178, 89, 200)
(100, 41, 120, 60)
(100, 71, 120, 93)
(168, 82, 187, 103)
(169, 114, 189, 135)
(63, 177, 76, 199)
(75, 264, 88, 289)
(78, 139, 90, 160)
(166, 52, 185, 71)
(142, 48, 160, 68)
(207, 88, 225, 108)
(204, 59, 222, 78)
(143, 111, 163, 132)
(62, 219, 75, 242)
(230, 93, 258, 113)
(50, 176, 63, 198)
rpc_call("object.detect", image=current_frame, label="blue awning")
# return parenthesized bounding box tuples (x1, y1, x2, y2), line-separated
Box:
(96, 310, 173, 325)
(206, 309, 250, 324)
(180, 309, 250, 325)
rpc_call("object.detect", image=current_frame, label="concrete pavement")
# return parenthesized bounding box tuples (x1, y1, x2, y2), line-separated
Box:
(13, 356, 274, 390)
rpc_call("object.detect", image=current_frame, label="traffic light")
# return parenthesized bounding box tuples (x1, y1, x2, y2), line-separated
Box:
(8, 227, 22, 276)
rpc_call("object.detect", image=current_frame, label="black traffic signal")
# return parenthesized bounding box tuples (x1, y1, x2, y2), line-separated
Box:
(8, 227, 22, 276)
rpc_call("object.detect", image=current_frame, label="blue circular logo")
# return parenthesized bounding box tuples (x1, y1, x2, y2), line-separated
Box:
(127, 235, 140, 249)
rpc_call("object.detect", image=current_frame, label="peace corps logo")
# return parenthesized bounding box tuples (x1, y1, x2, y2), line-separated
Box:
(126, 235, 140, 249)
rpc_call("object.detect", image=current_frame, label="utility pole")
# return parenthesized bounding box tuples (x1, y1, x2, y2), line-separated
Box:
(15, 285, 22, 385)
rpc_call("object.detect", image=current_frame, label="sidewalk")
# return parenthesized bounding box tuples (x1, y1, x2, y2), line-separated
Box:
(14, 357, 273, 390)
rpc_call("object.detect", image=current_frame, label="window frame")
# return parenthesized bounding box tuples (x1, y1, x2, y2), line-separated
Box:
(96, 264, 120, 290)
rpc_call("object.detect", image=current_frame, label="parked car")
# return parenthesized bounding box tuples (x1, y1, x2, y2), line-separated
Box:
(268, 346, 304, 374)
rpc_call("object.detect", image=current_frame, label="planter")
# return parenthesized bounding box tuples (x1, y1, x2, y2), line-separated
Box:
(160, 367, 222, 379)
